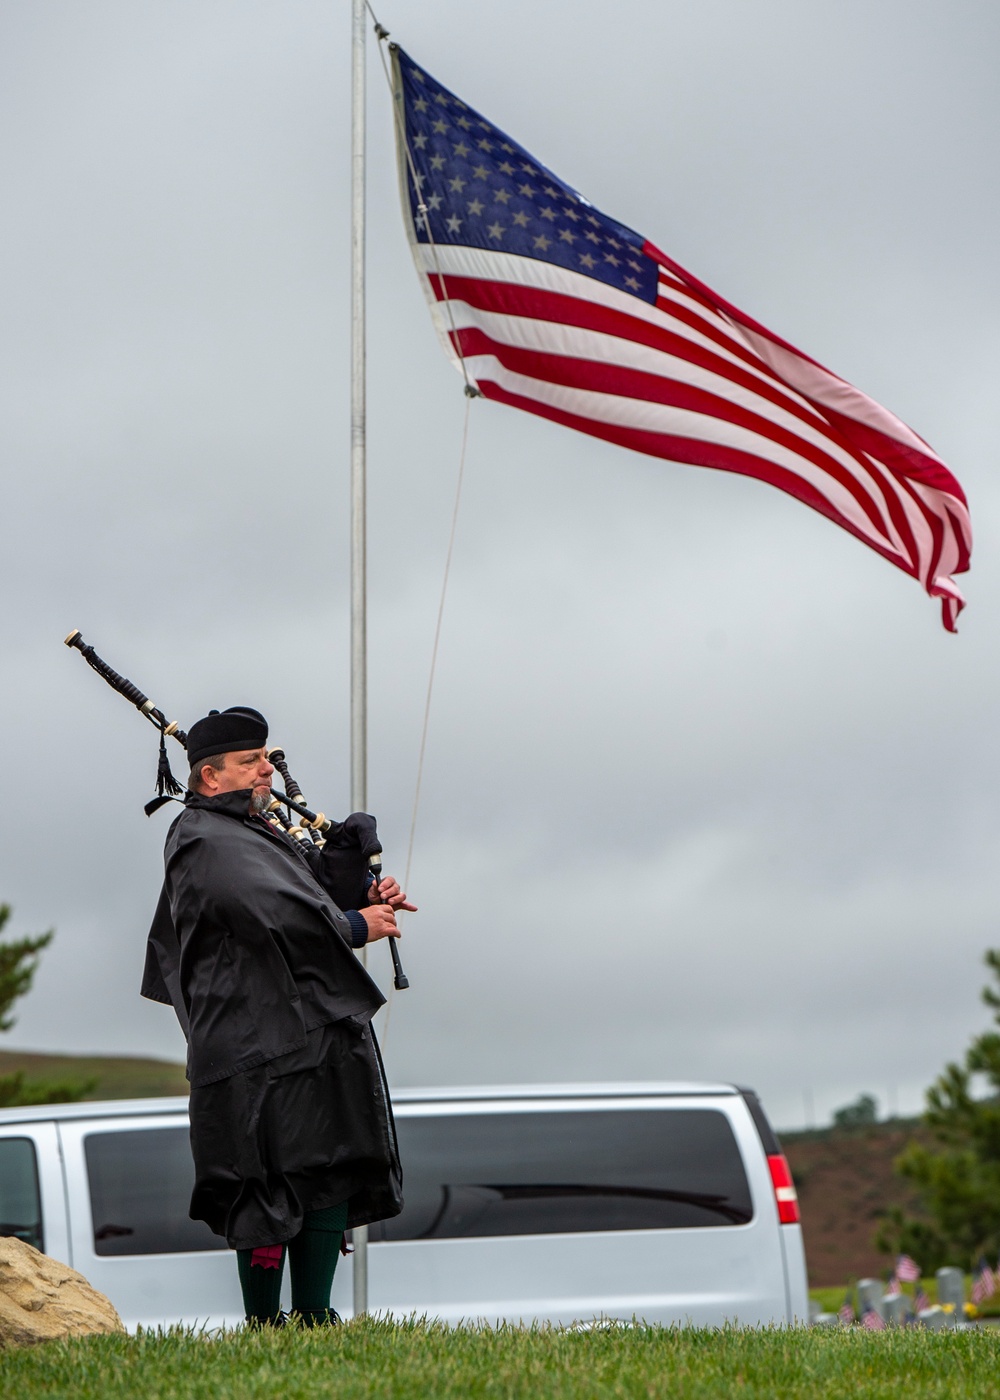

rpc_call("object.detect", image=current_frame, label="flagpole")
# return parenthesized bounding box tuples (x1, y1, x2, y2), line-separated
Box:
(350, 0, 369, 1320)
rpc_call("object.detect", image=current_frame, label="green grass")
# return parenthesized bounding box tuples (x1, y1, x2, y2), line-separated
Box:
(0, 1050, 188, 1101)
(5, 1320, 1000, 1400)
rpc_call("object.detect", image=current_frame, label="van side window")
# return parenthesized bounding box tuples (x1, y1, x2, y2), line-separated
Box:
(84, 1128, 227, 1256)
(0, 1137, 43, 1253)
(379, 1109, 752, 1241)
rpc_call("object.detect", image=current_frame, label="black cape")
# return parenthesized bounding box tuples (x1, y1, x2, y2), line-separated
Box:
(141, 790, 402, 1247)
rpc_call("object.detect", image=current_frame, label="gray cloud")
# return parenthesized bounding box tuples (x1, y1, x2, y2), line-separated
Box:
(1, 0, 998, 1132)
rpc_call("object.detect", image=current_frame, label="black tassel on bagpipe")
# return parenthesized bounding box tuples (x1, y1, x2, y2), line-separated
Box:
(156, 724, 184, 798)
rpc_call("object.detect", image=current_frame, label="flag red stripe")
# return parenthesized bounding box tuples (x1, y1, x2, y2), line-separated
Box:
(478, 376, 921, 583)
(453, 323, 901, 548)
(429, 273, 829, 439)
(645, 238, 967, 503)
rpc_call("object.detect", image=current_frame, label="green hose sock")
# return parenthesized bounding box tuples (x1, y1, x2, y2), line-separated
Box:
(288, 1201, 349, 1323)
(237, 1245, 286, 1324)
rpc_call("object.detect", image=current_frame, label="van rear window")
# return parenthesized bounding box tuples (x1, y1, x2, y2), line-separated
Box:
(0, 1137, 43, 1253)
(84, 1128, 227, 1256)
(377, 1108, 752, 1240)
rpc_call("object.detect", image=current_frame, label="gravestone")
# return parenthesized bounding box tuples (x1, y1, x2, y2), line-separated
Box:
(936, 1267, 965, 1311)
(857, 1278, 885, 1318)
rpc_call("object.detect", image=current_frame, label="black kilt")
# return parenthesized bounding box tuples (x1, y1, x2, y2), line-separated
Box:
(188, 1016, 402, 1251)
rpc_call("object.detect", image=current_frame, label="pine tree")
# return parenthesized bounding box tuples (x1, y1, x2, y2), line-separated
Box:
(0, 903, 54, 1031)
(877, 949, 1000, 1271)
(0, 904, 94, 1107)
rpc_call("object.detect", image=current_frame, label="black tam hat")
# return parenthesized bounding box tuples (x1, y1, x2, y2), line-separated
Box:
(187, 706, 269, 767)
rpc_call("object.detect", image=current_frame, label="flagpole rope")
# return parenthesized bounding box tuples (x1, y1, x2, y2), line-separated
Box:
(370, 16, 482, 399)
(378, 393, 473, 1053)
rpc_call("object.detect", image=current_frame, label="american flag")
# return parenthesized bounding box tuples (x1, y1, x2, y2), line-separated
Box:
(390, 47, 972, 630)
(914, 1288, 930, 1314)
(839, 1293, 855, 1325)
(884, 1273, 901, 1299)
(861, 1306, 886, 1331)
(896, 1254, 921, 1283)
(971, 1258, 996, 1306)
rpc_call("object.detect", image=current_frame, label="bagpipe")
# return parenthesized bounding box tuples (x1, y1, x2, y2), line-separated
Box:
(64, 629, 409, 990)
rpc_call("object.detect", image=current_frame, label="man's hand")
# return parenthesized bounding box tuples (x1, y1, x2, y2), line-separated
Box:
(368, 875, 418, 914)
(359, 903, 399, 943)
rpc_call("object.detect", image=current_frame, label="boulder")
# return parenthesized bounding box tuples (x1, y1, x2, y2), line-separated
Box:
(0, 1236, 125, 1348)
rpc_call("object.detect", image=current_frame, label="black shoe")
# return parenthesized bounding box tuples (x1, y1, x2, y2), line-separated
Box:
(245, 1312, 287, 1330)
(297, 1309, 341, 1328)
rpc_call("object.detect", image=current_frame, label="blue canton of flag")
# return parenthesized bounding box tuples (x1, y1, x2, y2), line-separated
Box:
(395, 49, 659, 306)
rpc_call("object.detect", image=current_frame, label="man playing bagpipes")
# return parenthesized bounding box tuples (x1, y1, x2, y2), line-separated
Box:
(140, 704, 415, 1328)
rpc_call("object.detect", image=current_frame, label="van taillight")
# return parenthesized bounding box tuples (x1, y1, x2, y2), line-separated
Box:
(767, 1154, 799, 1224)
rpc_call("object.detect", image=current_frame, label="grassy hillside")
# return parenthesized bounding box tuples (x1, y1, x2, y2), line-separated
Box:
(0, 1048, 188, 1100)
(783, 1119, 926, 1287)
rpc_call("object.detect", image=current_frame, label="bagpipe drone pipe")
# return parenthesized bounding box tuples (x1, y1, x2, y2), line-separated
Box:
(63, 629, 409, 990)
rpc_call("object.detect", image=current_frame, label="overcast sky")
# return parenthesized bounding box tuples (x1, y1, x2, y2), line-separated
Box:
(1, 1, 997, 1131)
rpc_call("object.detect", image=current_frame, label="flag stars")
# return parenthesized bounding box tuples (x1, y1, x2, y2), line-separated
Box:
(498, 161, 515, 176)
(453, 141, 471, 157)
(585, 214, 601, 227)
(472, 164, 489, 180)
(430, 154, 446, 171)
(445, 214, 462, 233)
(493, 188, 511, 204)
(501, 142, 515, 153)
(512, 210, 530, 227)
(543, 185, 561, 198)
(584, 230, 601, 244)
(539, 206, 556, 221)
(456, 116, 473, 130)
(533, 233, 552, 251)
(607, 237, 622, 249)
(564, 208, 580, 222)
(487, 221, 504, 239)
(558, 228, 576, 243)
(412, 132, 428, 150)
(603, 252, 621, 267)
(579, 252, 597, 269)
(625, 276, 640, 291)
(520, 162, 537, 173)
(477, 138, 494, 152)
(432, 119, 448, 134)
(426, 192, 443, 210)
(467, 198, 485, 216)
(628, 258, 643, 271)
(518, 183, 535, 197)
(413, 97, 429, 113)
(449, 175, 467, 193)
(410, 68, 425, 83)
(435, 92, 449, 106)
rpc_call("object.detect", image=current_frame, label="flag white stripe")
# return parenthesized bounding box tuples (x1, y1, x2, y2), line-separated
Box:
(443, 295, 905, 501)
(415, 245, 856, 437)
(464, 350, 914, 552)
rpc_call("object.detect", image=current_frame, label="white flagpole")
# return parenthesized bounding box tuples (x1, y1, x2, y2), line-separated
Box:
(350, 0, 369, 1319)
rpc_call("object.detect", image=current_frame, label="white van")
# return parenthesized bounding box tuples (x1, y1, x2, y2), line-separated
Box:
(0, 1081, 808, 1330)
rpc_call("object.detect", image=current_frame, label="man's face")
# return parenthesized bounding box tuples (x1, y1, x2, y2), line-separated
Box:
(200, 748, 274, 803)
